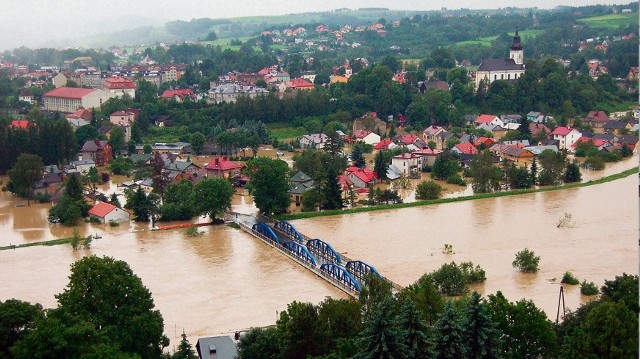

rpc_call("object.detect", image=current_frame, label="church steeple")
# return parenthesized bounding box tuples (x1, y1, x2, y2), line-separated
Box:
(509, 27, 524, 65)
(510, 27, 523, 51)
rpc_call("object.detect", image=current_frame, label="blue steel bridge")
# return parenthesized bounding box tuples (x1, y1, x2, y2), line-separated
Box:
(232, 214, 402, 297)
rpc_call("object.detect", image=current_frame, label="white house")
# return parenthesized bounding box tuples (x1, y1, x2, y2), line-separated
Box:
(474, 114, 504, 129)
(552, 126, 582, 151)
(299, 133, 329, 149)
(362, 132, 381, 145)
(391, 153, 423, 175)
(64, 159, 96, 174)
(88, 202, 131, 224)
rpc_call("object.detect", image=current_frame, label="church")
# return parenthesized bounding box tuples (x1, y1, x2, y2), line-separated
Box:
(475, 29, 525, 89)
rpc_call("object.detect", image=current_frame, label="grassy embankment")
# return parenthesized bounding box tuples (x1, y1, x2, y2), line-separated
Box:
(268, 123, 306, 142)
(276, 167, 638, 221)
(577, 12, 638, 28)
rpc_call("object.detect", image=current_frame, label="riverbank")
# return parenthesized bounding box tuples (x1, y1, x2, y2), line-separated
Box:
(277, 167, 638, 221)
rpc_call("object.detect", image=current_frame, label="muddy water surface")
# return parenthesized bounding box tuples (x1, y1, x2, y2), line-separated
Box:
(292, 173, 637, 318)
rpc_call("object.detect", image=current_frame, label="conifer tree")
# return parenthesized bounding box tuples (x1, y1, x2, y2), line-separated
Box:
(463, 292, 501, 359)
(398, 298, 432, 358)
(355, 296, 408, 359)
(322, 165, 343, 210)
(434, 301, 467, 359)
(173, 332, 197, 359)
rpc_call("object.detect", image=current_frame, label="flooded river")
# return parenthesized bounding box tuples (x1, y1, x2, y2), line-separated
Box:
(0, 155, 637, 342)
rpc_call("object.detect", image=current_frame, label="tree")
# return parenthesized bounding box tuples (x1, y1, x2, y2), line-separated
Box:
(537, 149, 566, 186)
(434, 301, 467, 359)
(397, 298, 431, 358)
(463, 292, 501, 359)
(151, 152, 169, 198)
(601, 273, 639, 313)
(84, 166, 102, 198)
(354, 296, 408, 359)
(125, 186, 158, 222)
(237, 327, 281, 359)
(245, 157, 291, 215)
(190, 178, 233, 220)
(470, 151, 502, 193)
(432, 150, 460, 180)
(8, 153, 43, 198)
(564, 161, 582, 183)
(351, 145, 366, 168)
(504, 163, 533, 189)
(276, 301, 324, 359)
(512, 248, 540, 273)
(108, 127, 126, 155)
(486, 292, 557, 359)
(0, 299, 44, 358)
(189, 132, 206, 155)
(160, 180, 195, 221)
(48, 174, 89, 225)
(172, 332, 197, 359)
(529, 157, 538, 185)
(54, 256, 169, 358)
(322, 165, 342, 210)
(415, 180, 442, 200)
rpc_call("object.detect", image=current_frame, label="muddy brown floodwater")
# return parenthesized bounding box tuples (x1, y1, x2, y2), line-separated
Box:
(292, 173, 638, 319)
(0, 156, 637, 343)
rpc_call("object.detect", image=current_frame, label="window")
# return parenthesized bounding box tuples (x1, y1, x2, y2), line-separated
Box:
(501, 74, 504, 80)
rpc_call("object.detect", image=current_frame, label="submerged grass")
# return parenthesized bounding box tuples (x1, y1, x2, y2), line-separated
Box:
(276, 167, 637, 221)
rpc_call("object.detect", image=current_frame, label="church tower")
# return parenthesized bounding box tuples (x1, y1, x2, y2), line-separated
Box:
(509, 27, 524, 65)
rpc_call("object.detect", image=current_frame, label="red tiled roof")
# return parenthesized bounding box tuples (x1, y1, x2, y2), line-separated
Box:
(10, 120, 30, 129)
(88, 202, 117, 218)
(205, 157, 243, 171)
(354, 130, 371, 139)
(454, 142, 478, 154)
(401, 134, 419, 144)
(104, 77, 136, 89)
(573, 137, 608, 148)
(473, 137, 494, 147)
(66, 108, 93, 121)
(346, 167, 377, 183)
(44, 87, 95, 99)
(285, 78, 315, 88)
(552, 126, 574, 136)
(161, 89, 194, 99)
(474, 114, 498, 124)
(374, 139, 393, 150)
(586, 111, 609, 123)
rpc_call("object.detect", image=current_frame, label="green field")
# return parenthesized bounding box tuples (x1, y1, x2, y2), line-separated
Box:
(268, 123, 305, 141)
(455, 29, 544, 47)
(577, 12, 638, 28)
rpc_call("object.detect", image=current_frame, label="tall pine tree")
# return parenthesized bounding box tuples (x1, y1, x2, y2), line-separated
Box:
(434, 301, 467, 359)
(463, 292, 502, 359)
(355, 296, 408, 359)
(322, 165, 343, 210)
(398, 298, 432, 358)
(172, 332, 197, 359)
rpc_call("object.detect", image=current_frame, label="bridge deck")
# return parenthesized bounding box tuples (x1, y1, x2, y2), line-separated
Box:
(228, 212, 404, 293)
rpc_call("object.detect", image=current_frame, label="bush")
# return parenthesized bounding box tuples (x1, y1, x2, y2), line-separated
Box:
(110, 157, 134, 175)
(185, 225, 203, 237)
(580, 280, 599, 295)
(33, 193, 51, 203)
(108, 220, 120, 227)
(430, 261, 486, 296)
(415, 180, 442, 200)
(460, 261, 486, 283)
(446, 173, 467, 186)
(512, 248, 540, 273)
(561, 271, 580, 285)
(583, 155, 605, 170)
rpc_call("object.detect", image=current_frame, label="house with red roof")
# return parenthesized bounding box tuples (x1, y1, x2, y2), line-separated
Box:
(43, 87, 115, 113)
(529, 123, 551, 139)
(362, 132, 381, 145)
(109, 110, 136, 126)
(572, 137, 610, 151)
(10, 120, 32, 130)
(346, 166, 377, 189)
(88, 202, 130, 224)
(552, 126, 582, 151)
(103, 77, 136, 98)
(161, 89, 196, 102)
(451, 142, 478, 155)
(473, 137, 495, 149)
(205, 157, 243, 179)
(422, 125, 446, 142)
(474, 114, 504, 129)
(374, 139, 396, 150)
(283, 78, 315, 91)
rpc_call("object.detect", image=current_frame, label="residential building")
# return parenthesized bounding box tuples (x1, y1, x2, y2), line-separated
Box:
(475, 29, 525, 87)
(80, 140, 113, 166)
(160, 89, 196, 102)
(289, 171, 314, 205)
(196, 336, 238, 359)
(205, 157, 243, 179)
(103, 77, 136, 98)
(64, 159, 96, 174)
(135, 142, 191, 154)
(585, 110, 610, 132)
(43, 87, 115, 113)
(391, 153, 423, 175)
(18, 89, 34, 104)
(474, 114, 504, 129)
(552, 126, 582, 151)
(353, 112, 387, 134)
(362, 132, 381, 145)
(346, 167, 377, 188)
(208, 83, 268, 104)
(88, 202, 130, 224)
(451, 142, 478, 155)
(109, 110, 135, 126)
(300, 133, 329, 149)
